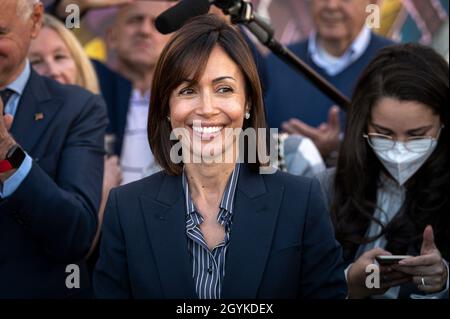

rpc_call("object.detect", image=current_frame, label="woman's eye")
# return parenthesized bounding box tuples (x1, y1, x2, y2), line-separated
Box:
(217, 87, 233, 94)
(55, 54, 68, 61)
(409, 132, 427, 137)
(178, 88, 195, 95)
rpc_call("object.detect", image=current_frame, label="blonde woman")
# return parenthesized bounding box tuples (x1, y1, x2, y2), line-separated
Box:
(29, 13, 121, 264)
(29, 13, 100, 94)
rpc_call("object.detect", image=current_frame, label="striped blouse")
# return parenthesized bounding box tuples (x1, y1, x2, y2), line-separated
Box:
(182, 164, 240, 299)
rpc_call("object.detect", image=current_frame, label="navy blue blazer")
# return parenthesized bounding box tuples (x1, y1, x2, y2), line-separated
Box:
(94, 165, 347, 299)
(0, 70, 108, 298)
(91, 60, 132, 156)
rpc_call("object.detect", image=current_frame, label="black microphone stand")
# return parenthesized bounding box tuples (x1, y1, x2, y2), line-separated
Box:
(214, 0, 350, 110)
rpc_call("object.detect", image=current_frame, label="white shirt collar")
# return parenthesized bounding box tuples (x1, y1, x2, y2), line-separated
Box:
(308, 27, 372, 76)
(1, 61, 31, 95)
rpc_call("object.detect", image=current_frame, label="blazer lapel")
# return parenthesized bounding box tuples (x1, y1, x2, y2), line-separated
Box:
(139, 173, 197, 299)
(10, 71, 62, 153)
(222, 166, 284, 299)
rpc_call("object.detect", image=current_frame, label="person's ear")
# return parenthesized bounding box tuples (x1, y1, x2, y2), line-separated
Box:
(30, 3, 44, 39)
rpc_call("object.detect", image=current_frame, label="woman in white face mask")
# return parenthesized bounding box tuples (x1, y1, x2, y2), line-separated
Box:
(317, 43, 449, 299)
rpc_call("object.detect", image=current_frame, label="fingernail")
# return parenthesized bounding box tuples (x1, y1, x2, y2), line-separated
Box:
(398, 260, 407, 265)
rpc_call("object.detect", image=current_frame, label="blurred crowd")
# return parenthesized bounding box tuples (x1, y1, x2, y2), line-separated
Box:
(0, 0, 448, 299)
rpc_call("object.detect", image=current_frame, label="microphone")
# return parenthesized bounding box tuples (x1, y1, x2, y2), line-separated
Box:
(155, 0, 212, 34)
(154, 0, 351, 109)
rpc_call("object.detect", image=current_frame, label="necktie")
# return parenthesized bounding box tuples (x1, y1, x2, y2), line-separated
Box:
(1, 89, 14, 115)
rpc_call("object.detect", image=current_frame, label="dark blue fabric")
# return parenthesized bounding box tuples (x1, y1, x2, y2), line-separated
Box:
(91, 60, 132, 156)
(239, 27, 269, 95)
(45, 3, 132, 157)
(265, 34, 394, 129)
(94, 165, 347, 299)
(0, 70, 108, 298)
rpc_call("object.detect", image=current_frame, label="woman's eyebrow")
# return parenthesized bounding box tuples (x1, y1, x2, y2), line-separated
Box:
(406, 125, 434, 134)
(212, 76, 236, 83)
(370, 122, 394, 132)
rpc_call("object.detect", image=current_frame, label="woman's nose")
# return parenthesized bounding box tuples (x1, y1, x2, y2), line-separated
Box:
(197, 91, 218, 116)
(45, 59, 60, 78)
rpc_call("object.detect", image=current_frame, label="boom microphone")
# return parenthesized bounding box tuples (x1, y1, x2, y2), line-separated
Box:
(154, 0, 351, 109)
(155, 0, 212, 34)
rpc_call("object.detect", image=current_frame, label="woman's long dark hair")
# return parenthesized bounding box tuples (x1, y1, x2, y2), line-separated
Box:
(332, 43, 449, 261)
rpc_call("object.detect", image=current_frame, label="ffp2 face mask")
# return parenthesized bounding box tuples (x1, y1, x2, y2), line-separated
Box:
(373, 139, 438, 186)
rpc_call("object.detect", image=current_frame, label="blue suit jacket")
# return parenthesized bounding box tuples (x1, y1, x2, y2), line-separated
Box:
(94, 165, 347, 298)
(0, 71, 108, 298)
(91, 60, 132, 156)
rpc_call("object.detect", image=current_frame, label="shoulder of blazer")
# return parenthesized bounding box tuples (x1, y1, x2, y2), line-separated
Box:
(111, 170, 173, 200)
(262, 169, 315, 191)
(260, 170, 318, 212)
(33, 71, 103, 110)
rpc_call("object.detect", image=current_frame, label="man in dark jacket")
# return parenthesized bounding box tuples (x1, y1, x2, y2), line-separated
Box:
(0, 0, 107, 298)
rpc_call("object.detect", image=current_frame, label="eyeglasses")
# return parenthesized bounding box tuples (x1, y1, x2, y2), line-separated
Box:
(363, 126, 444, 153)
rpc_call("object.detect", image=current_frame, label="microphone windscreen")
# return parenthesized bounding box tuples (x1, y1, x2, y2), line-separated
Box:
(155, 0, 211, 35)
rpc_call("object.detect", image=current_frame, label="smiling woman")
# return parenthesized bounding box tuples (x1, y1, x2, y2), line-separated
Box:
(28, 14, 99, 94)
(168, 46, 249, 166)
(93, 14, 347, 299)
(148, 14, 267, 175)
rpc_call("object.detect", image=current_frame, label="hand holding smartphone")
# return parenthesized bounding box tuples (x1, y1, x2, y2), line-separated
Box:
(375, 255, 411, 265)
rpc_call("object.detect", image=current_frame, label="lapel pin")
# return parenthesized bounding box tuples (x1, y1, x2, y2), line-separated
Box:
(34, 113, 44, 121)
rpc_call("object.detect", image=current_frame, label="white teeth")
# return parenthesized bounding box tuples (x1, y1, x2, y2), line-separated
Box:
(192, 126, 223, 134)
(193, 126, 202, 133)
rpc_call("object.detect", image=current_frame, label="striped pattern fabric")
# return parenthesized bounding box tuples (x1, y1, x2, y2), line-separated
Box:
(182, 164, 240, 299)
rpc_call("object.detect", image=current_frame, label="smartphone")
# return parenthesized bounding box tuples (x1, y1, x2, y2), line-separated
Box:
(375, 255, 410, 265)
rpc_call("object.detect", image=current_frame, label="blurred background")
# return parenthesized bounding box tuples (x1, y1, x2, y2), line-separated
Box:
(42, 0, 449, 62)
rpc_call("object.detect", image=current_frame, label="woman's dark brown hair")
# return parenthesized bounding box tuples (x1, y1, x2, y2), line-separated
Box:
(148, 14, 267, 175)
(332, 43, 449, 261)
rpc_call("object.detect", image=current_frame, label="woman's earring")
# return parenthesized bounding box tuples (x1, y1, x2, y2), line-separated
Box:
(245, 111, 251, 120)
(167, 116, 171, 121)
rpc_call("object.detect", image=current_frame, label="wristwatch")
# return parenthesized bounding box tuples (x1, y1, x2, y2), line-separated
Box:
(0, 145, 25, 173)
